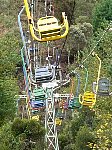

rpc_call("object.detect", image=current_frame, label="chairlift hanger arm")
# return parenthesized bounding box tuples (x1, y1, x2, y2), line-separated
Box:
(92, 52, 101, 94)
(72, 65, 88, 93)
(24, 0, 31, 19)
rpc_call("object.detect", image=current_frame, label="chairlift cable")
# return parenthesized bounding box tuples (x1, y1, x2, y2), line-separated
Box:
(81, 22, 112, 64)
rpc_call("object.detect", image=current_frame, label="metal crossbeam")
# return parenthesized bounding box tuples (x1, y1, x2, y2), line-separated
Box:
(54, 93, 74, 98)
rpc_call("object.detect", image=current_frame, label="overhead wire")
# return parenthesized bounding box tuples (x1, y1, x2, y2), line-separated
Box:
(81, 21, 112, 64)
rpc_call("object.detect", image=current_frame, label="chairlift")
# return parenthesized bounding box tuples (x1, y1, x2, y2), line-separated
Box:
(23, 0, 69, 41)
(79, 91, 96, 108)
(68, 97, 81, 109)
(68, 71, 81, 109)
(32, 115, 39, 121)
(93, 78, 111, 96)
(35, 66, 55, 83)
(32, 87, 46, 100)
(55, 111, 64, 126)
(79, 53, 101, 108)
(78, 65, 96, 108)
(59, 100, 68, 109)
(55, 118, 62, 126)
(30, 12, 69, 42)
(30, 100, 45, 109)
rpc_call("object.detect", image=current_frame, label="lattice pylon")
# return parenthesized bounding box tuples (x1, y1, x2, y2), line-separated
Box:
(45, 88, 59, 150)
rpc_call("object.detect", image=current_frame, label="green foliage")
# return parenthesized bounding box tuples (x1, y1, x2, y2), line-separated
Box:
(89, 25, 112, 78)
(74, 126, 95, 150)
(93, 113, 112, 149)
(0, 123, 19, 150)
(0, 31, 21, 77)
(0, 13, 16, 29)
(74, 0, 97, 23)
(58, 109, 96, 150)
(75, 16, 90, 24)
(11, 118, 27, 137)
(58, 134, 71, 150)
(0, 79, 18, 125)
(0, 30, 20, 125)
(63, 144, 75, 150)
(11, 118, 45, 149)
(92, 0, 112, 30)
(54, 0, 75, 24)
(0, 120, 46, 150)
(0, 0, 22, 17)
(12, 118, 45, 140)
(65, 22, 93, 63)
(71, 116, 84, 139)
(108, 64, 112, 77)
(0, 0, 21, 125)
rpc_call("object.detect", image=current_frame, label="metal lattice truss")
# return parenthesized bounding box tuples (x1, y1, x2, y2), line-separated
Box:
(45, 88, 59, 150)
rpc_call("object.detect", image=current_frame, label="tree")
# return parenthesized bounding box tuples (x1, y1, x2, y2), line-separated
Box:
(71, 115, 84, 140)
(58, 134, 71, 150)
(11, 118, 45, 150)
(74, 126, 95, 150)
(0, 79, 18, 126)
(0, 31, 21, 77)
(92, 0, 112, 31)
(54, 0, 76, 24)
(0, 119, 46, 150)
(74, 0, 97, 23)
(65, 22, 93, 63)
(0, 123, 19, 150)
(0, 25, 21, 126)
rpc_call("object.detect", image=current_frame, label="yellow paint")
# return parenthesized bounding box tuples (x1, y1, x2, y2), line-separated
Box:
(55, 118, 62, 126)
(32, 115, 39, 121)
(23, 0, 69, 42)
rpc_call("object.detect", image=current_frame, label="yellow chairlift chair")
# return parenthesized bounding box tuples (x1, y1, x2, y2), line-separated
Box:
(79, 52, 101, 108)
(37, 16, 61, 38)
(24, 0, 69, 41)
(32, 115, 39, 121)
(55, 118, 62, 126)
(31, 12, 69, 42)
(55, 111, 64, 126)
(79, 91, 96, 108)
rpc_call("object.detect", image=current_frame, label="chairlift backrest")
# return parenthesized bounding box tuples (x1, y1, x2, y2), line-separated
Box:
(35, 66, 55, 83)
(37, 16, 60, 31)
(36, 67, 48, 73)
(98, 78, 110, 91)
(83, 91, 95, 101)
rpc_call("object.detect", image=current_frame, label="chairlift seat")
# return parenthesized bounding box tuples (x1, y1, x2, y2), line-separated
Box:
(55, 118, 62, 126)
(68, 97, 81, 109)
(35, 68, 51, 77)
(37, 16, 61, 39)
(55, 112, 64, 125)
(24, 0, 69, 42)
(97, 78, 110, 96)
(35, 67, 48, 72)
(35, 66, 55, 83)
(28, 47, 37, 51)
(32, 115, 39, 121)
(32, 88, 46, 100)
(79, 91, 96, 107)
(56, 112, 64, 120)
(31, 109, 39, 114)
(30, 100, 45, 108)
